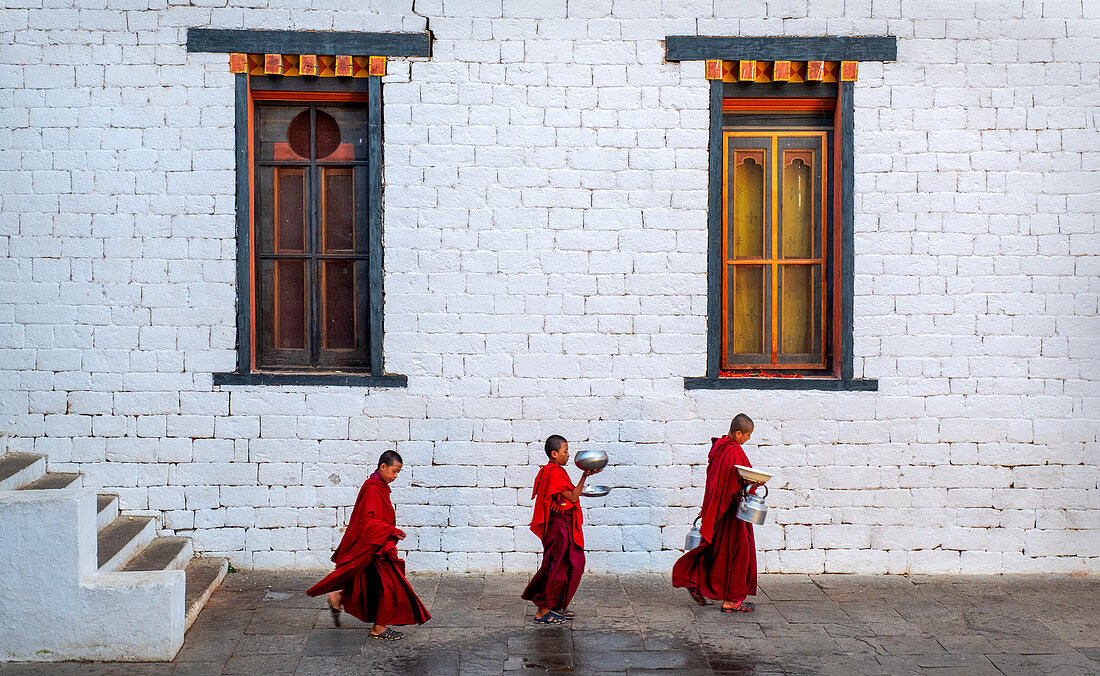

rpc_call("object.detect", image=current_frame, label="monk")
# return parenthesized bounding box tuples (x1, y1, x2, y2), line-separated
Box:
(672, 414, 762, 613)
(307, 450, 430, 640)
(521, 435, 601, 624)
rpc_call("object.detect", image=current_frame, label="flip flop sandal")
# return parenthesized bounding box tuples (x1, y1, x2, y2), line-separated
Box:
(687, 588, 712, 606)
(369, 628, 404, 640)
(720, 601, 755, 613)
(552, 609, 575, 619)
(533, 613, 567, 625)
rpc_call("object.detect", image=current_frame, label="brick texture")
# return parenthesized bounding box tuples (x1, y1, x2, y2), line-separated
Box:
(0, 1, 1097, 574)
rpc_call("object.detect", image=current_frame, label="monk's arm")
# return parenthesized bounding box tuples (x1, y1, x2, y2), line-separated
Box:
(559, 468, 600, 503)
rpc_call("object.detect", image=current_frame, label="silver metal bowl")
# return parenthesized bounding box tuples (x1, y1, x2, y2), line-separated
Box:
(574, 450, 608, 472)
(581, 485, 611, 497)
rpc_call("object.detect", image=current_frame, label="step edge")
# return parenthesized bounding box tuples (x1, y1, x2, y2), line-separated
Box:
(185, 559, 229, 631)
(97, 516, 158, 573)
(0, 455, 47, 491)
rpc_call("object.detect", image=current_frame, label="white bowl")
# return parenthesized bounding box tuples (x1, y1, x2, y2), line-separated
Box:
(735, 465, 774, 484)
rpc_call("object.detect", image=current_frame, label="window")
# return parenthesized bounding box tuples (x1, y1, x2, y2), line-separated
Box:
(722, 99, 833, 374)
(665, 37, 895, 390)
(255, 101, 371, 370)
(186, 29, 431, 386)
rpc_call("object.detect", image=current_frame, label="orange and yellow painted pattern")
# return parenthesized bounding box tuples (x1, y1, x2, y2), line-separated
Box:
(230, 54, 388, 78)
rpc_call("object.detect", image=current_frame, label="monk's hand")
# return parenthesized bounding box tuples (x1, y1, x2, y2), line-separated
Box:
(394, 529, 406, 540)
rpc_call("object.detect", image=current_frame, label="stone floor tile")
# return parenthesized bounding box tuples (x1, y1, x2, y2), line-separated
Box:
(301, 628, 365, 657)
(222, 653, 299, 674)
(171, 661, 226, 675)
(234, 633, 307, 656)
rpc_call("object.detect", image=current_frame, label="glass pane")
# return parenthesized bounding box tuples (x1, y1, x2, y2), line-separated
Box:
(323, 167, 354, 252)
(781, 152, 814, 259)
(323, 260, 356, 350)
(317, 106, 369, 162)
(730, 151, 765, 259)
(780, 265, 815, 355)
(275, 260, 307, 350)
(258, 106, 308, 162)
(731, 265, 765, 355)
(275, 167, 306, 253)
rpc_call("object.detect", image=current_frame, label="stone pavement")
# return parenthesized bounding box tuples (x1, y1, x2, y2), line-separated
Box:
(1, 571, 1097, 675)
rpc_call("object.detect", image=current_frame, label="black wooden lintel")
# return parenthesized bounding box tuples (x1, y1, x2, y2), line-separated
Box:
(186, 28, 431, 57)
(213, 372, 408, 388)
(665, 36, 896, 62)
(684, 377, 878, 392)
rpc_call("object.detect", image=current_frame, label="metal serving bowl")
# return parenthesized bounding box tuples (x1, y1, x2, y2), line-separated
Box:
(574, 450, 608, 472)
(581, 485, 611, 498)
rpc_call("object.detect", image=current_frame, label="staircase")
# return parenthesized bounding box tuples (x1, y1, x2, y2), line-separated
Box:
(0, 451, 228, 661)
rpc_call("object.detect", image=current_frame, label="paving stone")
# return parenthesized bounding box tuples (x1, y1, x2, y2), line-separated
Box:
(301, 628, 365, 657)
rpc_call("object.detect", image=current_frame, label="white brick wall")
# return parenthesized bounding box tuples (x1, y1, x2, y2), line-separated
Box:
(1, 1, 1097, 574)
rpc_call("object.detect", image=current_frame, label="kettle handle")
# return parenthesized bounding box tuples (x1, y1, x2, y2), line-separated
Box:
(742, 483, 768, 499)
(692, 515, 701, 528)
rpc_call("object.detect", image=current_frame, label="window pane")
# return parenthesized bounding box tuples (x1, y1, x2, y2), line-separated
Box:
(781, 152, 814, 259)
(730, 151, 765, 259)
(317, 106, 369, 162)
(258, 106, 309, 162)
(730, 265, 765, 355)
(322, 167, 354, 252)
(779, 264, 816, 356)
(323, 260, 356, 350)
(275, 167, 306, 253)
(275, 261, 307, 350)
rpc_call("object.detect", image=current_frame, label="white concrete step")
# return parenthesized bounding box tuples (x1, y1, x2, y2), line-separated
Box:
(18, 472, 82, 491)
(0, 452, 46, 491)
(96, 494, 119, 531)
(184, 558, 229, 631)
(121, 537, 193, 574)
(97, 515, 157, 573)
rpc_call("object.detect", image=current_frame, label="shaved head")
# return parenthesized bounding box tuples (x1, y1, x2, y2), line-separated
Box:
(729, 414, 754, 436)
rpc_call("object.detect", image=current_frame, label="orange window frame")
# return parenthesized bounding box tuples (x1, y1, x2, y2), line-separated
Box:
(720, 97, 837, 374)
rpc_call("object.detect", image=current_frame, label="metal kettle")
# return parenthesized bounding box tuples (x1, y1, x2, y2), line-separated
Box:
(736, 484, 768, 525)
(684, 516, 702, 550)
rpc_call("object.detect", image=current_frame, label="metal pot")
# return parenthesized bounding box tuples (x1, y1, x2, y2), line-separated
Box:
(685, 516, 702, 550)
(736, 484, 768, 525)
(574, 450, 608, 472)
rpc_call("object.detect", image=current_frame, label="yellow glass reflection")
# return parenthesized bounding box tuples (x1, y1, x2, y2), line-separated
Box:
(732, 265, 764, 355)
(780, 265, 814, 355)
(732, 155, 764, 259)
(782, 157, 813, 258)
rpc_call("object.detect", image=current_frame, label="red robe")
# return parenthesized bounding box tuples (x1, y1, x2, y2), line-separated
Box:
(307, 471, 430, 626)
(672, 437, 757, 602)
(521, 463, 585, 610)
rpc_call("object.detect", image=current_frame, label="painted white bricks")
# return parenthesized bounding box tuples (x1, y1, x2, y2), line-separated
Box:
(1, 2, 1097, 575)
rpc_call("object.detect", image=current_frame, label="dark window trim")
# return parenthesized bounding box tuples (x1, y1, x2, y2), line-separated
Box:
(186, 29, 431, 57)
(664, 36, 897, 62)
(685, 45, 882, 392)
(214, 73, 405, 388)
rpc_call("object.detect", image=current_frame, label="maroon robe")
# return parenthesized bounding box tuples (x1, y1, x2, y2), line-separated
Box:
(672, 437, 757, 603)
(521, 463, 585, 611)
(307, 471, 430, 626)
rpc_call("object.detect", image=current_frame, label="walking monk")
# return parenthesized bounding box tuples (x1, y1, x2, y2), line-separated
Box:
(672, 414, 761, 613)
(522, 435, 601, 624)
(308, 451, 430, 640)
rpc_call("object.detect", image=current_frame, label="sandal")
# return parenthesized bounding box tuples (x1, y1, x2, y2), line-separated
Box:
(721, 601, 755, 613)
(369, 628, 404, 640)
(328, 605, 341, 628)
(552, 609, 575, 619)
(687, 588, 712, 606)
(533, 612, 567, 625)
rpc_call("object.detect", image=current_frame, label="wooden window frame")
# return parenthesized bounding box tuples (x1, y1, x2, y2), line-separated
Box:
(683, 74, 881, 391)
(214, 74, 404, 387)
